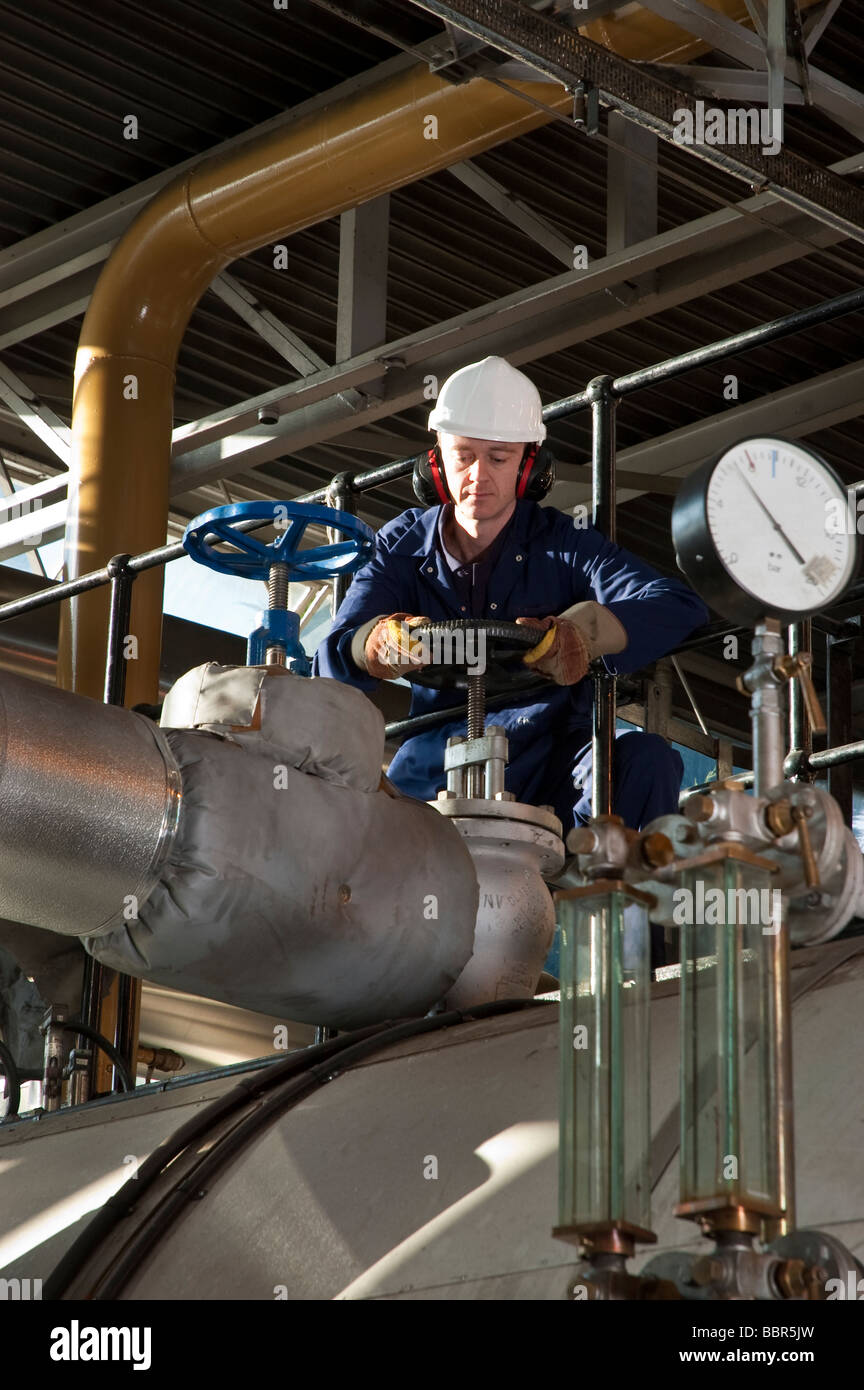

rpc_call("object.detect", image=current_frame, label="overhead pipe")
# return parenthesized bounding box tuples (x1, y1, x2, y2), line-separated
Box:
(60, 68, 573, 704)
(61, 0, 823, 705)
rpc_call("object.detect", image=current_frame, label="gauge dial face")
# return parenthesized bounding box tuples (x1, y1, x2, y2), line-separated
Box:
(704, 438, 856, 614)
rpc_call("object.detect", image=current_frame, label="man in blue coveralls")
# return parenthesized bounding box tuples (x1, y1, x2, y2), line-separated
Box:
(314, 356, 710, 838)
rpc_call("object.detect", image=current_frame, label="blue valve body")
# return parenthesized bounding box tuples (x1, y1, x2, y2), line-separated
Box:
(247, 610, 309, 674)
(182, 501, 374, 672)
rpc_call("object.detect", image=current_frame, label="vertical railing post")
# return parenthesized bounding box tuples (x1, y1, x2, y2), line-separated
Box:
(587, 376, 618, 819)
(826, 627, 856, 828)
(785, 620, 813, 782)
(77, 554, 141, 1101)
(326, 471, 358, 613)
(316, 487, 351, 1049)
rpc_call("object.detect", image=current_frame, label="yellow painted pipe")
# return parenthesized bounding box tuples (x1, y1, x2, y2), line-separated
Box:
(61, 67, 572, 704)
(62, 0, 824, 705)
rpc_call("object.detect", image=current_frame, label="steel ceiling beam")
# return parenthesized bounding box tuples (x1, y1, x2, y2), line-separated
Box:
(0, 455, 46, 578)
(0, 266, 102, 350)
(766, 0, 789, 126)
(209, 272, 331, 377)
(803, 0, 843, 54)
(0, 416, 61, 472)
(336, 196, 391, 401)
(637, 0, 864, 137)
(648, 65, 805, 104)
(606, 112, 658, 298)
(0, 362, 72, 466)
(0, 473, 69, 514)
(169, 162, 862, 491)
(783, 0, 812, 99)
(446, 160, 574, 264)
(743, 0, 769, 39)
(405, 0, 864, 239)
(0, 499, 67, 565)
(550, 357, 864, 511)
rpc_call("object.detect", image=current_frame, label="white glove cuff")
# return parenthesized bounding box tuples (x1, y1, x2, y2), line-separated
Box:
(350, 615, 388, 673)
(557, 601, 627, 659)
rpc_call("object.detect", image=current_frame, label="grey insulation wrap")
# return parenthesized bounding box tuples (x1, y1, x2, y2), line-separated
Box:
(0, 670, 179, 938)
(84, 731, 479, 1027)
(159, 663, 386, 792)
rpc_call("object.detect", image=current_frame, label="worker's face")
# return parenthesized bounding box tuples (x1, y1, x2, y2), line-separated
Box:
(438, 434, 525, 523)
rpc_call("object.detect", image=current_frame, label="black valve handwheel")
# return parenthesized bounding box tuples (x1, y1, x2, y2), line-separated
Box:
(404, 618, 546, 693)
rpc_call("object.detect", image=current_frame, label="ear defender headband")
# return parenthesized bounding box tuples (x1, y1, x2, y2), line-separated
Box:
(412, 442, 556, 507)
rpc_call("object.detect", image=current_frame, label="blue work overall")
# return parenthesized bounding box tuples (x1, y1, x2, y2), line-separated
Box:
(314, 498, 711, 828)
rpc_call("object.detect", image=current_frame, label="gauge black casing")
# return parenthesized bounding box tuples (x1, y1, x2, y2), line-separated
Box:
(671, 439, 859, 625)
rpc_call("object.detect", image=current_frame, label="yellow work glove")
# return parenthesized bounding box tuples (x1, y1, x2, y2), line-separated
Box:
(515, 615, 590, 685)
(362, 613, 430, 681)
(515, 602, 627, 685)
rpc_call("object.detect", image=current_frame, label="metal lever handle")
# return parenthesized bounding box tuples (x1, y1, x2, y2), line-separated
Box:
(775, 653, 827, 735)
(794, 658, 827, 736)
(791, 804, 820, 888)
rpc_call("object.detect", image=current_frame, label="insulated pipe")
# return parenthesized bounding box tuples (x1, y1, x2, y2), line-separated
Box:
(87, 729, 479, 1027)
(61, 67, 573, 705)
(0, 666, 479, 1026)
(0, 671, 180, 936)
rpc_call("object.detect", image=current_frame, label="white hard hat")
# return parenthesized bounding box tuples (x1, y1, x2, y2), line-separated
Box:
(427, 356, 547, 442)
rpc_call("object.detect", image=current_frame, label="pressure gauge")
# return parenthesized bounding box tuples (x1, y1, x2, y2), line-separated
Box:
(672, 437, 859, 624)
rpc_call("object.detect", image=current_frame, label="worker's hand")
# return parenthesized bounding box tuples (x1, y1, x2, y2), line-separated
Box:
(363, 613, 430, 680)
(515, 615, 590, 685)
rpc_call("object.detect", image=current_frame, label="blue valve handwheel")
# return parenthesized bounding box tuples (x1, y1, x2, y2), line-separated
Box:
(182, 501, 374, 582)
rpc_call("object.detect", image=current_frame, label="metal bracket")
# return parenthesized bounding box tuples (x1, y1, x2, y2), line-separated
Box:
(570, 79, 600, 135)
(426, 22, 503, 82)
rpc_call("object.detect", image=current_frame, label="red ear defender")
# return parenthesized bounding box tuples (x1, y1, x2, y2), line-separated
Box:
(427, 446, 451, 504)
(515, 444, 538, 499)
(516, 443, 555, 501)
(411, 446, 453, 506)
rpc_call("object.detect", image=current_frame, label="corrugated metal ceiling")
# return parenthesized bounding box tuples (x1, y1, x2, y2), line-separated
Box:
(0, 0, 438, 241)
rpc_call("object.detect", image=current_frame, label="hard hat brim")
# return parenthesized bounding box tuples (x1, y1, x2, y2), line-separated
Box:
(429, 418, 547, 443)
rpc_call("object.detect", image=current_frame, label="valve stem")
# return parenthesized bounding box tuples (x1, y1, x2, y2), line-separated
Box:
(266, 562, 290, 666)
(466, 672, 486, 797)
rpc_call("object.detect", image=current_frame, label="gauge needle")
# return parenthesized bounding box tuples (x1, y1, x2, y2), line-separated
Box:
(737, 463, 807, 566)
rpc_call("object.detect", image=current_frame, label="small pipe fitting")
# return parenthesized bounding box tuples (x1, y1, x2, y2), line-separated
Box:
(639, 831, 676, 868)
(567, 827, 599, 855)
(684, 794, 715, 823)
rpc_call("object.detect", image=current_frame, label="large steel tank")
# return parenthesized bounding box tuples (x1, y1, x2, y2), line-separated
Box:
(0, 934, 861, 1300)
